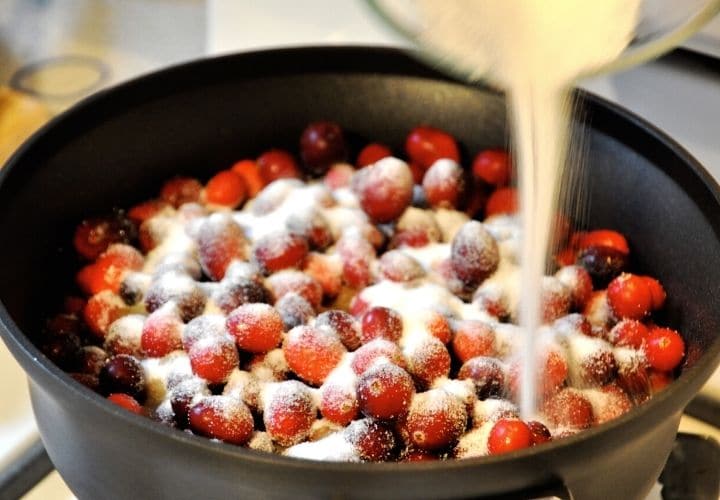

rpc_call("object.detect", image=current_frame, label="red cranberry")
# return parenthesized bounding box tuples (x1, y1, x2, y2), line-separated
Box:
(543, 389, 594, 430)
(316, 310, 362, 351)
(253, 231, 309, 275)
(406, 389, 467, 451)
(263, 381, 316, 446)
(357, 362, 415, 421)
(356, 143, 392, 168)
(400, 448, 438, 462)
(107, 393, 144, 415)
(641, 276, 666, 310)
(283, 325, 346, 386)
(127, 199, 170, 225)
(353, 158, 414, 223)
(643, 327, 685, 372)
(577, 246, 629, 288)
(83, 291, 126, 338)
(555, 265, 593, 310)
(404, 337, 452, 388)
(303, 252, 343, 301)
(405, 125, 460, 169)
(188, 335, 239, 384)
(319, 382, 359, 426)
(457, 356, 506, 400)
(257, 149, 302, 183)
(607, 273, 653, 320)
(472, 149, 511, 186)
(189, 395, 254, 445)
(576, 229, 629, 255)
(451, 320, 496, 363)
(99, 354, 146, 402)
(487, 419, 532, 455)
(527, 420, 552, 446)
(213, 277, 270, 314)
(231, 159, 266, 197)
(608, 320, 649, 348)
(450, 221, 499, 288)
(422, 159, 466, 209)
(423, 311, 452, 345)
(344, 418, 396, 462)
(205, 169, 247, 208)
(182, 314, 226, 351)
(379, 250, 425, 282)
(160, 177, 203, 208)
(226, 303, 284, 354)
(275, 292, 314, 330)
(300, 121, 347, 175)
(266, 270, 323, 310)
(286, 209, 333, 251)
(141, 308, 183, 357)
(360, 306, 403, 344)
(323, 163, 355, 190)
(485, 187, 518, 217)
(73, 210, 136, 260)
(144, 271, 206, 322)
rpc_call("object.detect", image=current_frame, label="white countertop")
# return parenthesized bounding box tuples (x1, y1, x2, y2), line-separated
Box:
(1, 1, 720, 498)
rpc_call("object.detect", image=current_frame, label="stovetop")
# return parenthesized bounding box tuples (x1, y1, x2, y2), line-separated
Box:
(1, 1, 720, 499)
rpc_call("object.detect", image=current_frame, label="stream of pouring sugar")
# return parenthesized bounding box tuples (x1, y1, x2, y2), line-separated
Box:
(414, 0, 640, 418)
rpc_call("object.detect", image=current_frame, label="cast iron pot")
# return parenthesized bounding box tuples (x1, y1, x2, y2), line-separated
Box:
(1, 47, 720, 500)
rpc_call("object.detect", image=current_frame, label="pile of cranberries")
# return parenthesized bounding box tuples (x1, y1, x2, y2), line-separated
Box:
(40, 121, 685, 462)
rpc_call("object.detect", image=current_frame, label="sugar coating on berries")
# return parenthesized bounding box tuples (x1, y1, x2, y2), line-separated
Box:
(360, 306, 403, 344)
(226, 303, 284, 353)
(266, 270, 323, 310)
(189, 395, 253, 445)
(196, 213, 248, 281)
(316, 310, 362, 352)
(450, 221, 499, 287)
(406, 389, 467, 451)
(354, 157, 414, 223)
(283, 325, 346, 386)
(351, 339, 407, 375)
(458, 356, 506, 400)
(404, 336, 452, 388)
(357, 362, 415, 421)
(344, 418, 396, 461)
(422, 159, 466, 209)
(253, 231, 309, 275)
(263, 380, 316, 446)
(607, 273, 653, 320)
(379, 250, 425, 282)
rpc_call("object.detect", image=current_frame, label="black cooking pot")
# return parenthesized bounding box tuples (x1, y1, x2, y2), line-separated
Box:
(1, 47, 719, 500)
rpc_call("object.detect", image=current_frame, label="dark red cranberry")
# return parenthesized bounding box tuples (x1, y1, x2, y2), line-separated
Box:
(527, 420, 552, 445)
(275, 292, 314, 330)
(315, 310, 362, 351)
(457, 356, 506, 400)
(144, 271, 206, 322)
(170, 391, 194, 429)
(213, 277, 270, 314)
(343, 418, 396, 462)
(73, 210, 136, 260)
(41, 332, 82, 371)
(99, 354, 146, 403)
(577, 246, 629, 288)
(300, 121, 347, 175)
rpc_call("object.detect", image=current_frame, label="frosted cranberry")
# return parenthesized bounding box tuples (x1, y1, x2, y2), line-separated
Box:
(141, 308, 183, 357)
(182, 314, 226, 351)
(127, 199, 170, 225)
(320, 382, 359, 425)
(103, 314, 144, 357)
(400, 448, 438, 462)
(649, 370, 672, 393)
(300, 121, 347, 175)
(266, 270, 323, 310)
(379, 250, 425, 282)
(226, 303, 284, 354)
(405, 126, 460, 169)
(349, 294, 370, 318)
(360, 307, 403, 344)
(458, 357, 506, 400)
(213, 277, 270, 314)
(485, 187, 518, 217)
(472, 149, 511, 186)
(527, 420, 552, 446)
(487, 419, 532, 455)
(107, 393, 143, 414)
(357, 362, 415, 421)
(283, 325, 346, 386)
(353, 157, 414, 223)
(41, 331, 82, 371)
(336, 230, 376, 289)
(472, 285, 510, 320)
(257, 149, 301, 183)
(595, 384, 634, 425)
(544, 389, 594, 429)
(580, 349, 618, 386)
(423, 311, 452, 345)
(607, 273, 653, 320)
(422, 159, 466, 209)
(197, 214, 248, 281)
(188, 335, 239, 384)
(450, 221, 499, 287)
(552, 313, 593, 338)
(286, 210, 333, 251)
(351, 339, 407, 375)
(451, 320, 496, 363)
(83, 291, 126, 337)
(73, 210, 136, 260)
(189, 396, 253, 445)
(231, 159, 266, 197)
(275, 293, 314, 330)
(644, 327, 685, 372)
(583, 291, 612, 328)
(555, 265, 593, 310)
(99, 354, 146, 402)
(344, 418, 396, 462)
(576, 230, 629, 255)
(394, 207, 442, 245)
(144, 271, 206, 322)
(263, 381, 316, 446)
(323, 163, 355, 190)
(357, 143, 392, 168)
(77, 245, 144, 296)
(542, 350, 569, 396)
(641, 276, 666, 310)
(205, 169, 247, 208)
(577, 246, 629, 288)
(406, 389, 467, 451)
(253, 232, 309, 275)
(316, 310, 362, 351)
(79, 346, 108, 376)
(405, 337, 451, 388)
(541, 277, 573, 323)
(303, 252, 343, 301)
(608, 320, 649, 348)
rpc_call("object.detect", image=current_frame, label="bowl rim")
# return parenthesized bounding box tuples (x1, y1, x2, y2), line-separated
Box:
(1, 45, 720, 474)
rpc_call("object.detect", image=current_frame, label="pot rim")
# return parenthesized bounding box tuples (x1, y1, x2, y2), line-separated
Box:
(1, 45, 720, 473)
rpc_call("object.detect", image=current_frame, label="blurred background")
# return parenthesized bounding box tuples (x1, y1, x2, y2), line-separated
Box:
(1, 1, 719, 498)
